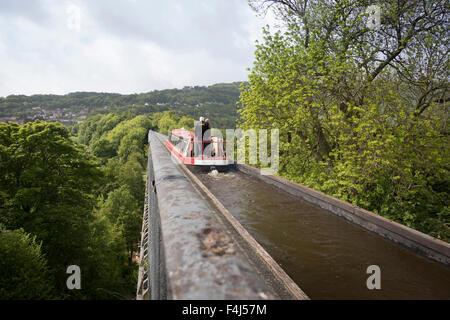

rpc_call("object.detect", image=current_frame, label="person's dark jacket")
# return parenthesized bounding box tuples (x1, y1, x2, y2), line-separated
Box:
(203, 121, 211, 142)
(194, 120, 203, 156)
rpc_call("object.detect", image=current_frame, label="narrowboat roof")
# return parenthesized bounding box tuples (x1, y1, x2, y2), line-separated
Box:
(170, 128, 194, 139)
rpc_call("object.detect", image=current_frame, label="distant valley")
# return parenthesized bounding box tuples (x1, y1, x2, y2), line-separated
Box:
(0, 82, 242, 129)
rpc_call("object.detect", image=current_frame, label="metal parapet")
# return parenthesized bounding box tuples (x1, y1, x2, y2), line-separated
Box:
(136, 157, 150, 300)
(136, 131, 308, 300)
(237, 163, 450, 267)
(137, 134, 168, 300)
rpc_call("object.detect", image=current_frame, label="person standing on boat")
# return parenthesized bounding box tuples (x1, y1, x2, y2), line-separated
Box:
(204, 119, 211, 134)
(203, 119, 211, 157)
(194, 116, 205, 157)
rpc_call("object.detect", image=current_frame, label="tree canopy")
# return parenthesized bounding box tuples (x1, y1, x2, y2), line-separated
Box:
(0, 228, 56, 300)
(240, 0, 449, 240)
(0, 112, 180, 299)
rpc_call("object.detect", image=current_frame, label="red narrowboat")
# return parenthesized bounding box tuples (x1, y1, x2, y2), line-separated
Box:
(165, 128, 233, 169)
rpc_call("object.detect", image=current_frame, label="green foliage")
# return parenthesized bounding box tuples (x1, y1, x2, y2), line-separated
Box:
(0, 122, 103, 282)
(100, 187, 142, 264)
(178, 116, 195, 131)
(0, 119, 145, 299)
(157, 112, 179, 135)
(0, 228, 56, 299)
(240, 1, 449, 241)
(0, 83, 240, 129)
(0, 79, 231, 300)
(154, 111, 195, 135)
(76, 112, 156, 291)
(84, 208, 133, 299)
(91, 138, 117, 159)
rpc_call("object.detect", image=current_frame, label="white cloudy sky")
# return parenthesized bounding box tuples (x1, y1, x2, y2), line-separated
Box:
(0, 0, 276, 97)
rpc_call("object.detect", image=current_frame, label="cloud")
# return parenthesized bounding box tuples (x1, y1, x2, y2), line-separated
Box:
(0, 0, 48, 23)
(0, 0, 275, 96)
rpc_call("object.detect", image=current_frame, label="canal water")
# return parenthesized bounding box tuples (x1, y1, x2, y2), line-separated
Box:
(195, 170, 450, 299)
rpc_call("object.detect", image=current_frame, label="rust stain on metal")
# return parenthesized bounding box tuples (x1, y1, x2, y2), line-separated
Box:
(199, 228, 236, 257)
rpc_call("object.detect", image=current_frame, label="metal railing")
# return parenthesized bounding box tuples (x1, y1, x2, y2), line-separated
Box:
(136, 141, 167, 300)
(191, 139, 226, 160)
(136, 179, 149, 299)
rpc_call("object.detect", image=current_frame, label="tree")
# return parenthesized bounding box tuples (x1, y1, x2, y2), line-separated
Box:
(0, 121, 109, 296)
(117, 127, 148, 163)
(117, 158, 146, 207)
(240, 0, 449, 240)
(100, 187, 142, 264)
(178, 116, 195, 131)
(157, 111, 180, 134)
(92, 138, 117, 160)
(0, 117, 151, 299)
(0, 228, 56, 299)
(248, 0, 448, 116)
